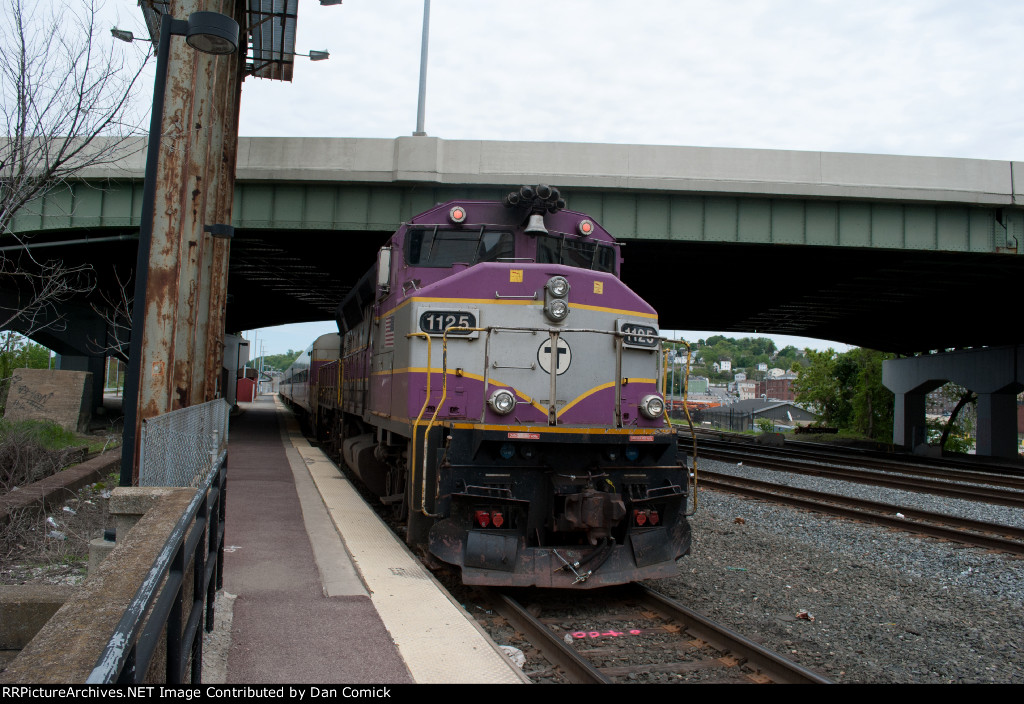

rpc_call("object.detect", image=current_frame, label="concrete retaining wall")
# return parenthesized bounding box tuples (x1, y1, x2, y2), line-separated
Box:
(0, 487, 199, 683)
(0, 451, 119, 525)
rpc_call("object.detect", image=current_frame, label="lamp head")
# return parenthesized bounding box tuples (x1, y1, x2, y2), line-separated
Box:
(185, 12, 239, 55)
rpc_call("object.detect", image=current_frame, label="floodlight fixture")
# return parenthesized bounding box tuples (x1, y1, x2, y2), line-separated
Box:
(185, 11, 240, 55)
(111, 28, 136, 43)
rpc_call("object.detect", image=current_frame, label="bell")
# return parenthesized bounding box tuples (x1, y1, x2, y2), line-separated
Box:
(524, 212, 548, 234)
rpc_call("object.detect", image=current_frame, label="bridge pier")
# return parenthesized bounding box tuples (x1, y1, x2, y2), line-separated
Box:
(54, 353, 107, 416)
(976, 391, 1020, 458)
(883, 346, 1023, 459)
(891, 389, 931, 450)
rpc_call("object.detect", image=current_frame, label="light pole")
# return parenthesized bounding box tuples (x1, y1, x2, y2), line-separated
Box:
(115, 11, 240, 487)
(414, 0, 431, 135)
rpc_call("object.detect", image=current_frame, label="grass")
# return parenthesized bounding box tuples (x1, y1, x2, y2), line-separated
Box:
(1, 417, 118, 454)
(0, 418, 80, 449)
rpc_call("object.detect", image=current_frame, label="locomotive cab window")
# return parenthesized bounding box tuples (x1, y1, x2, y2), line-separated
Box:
(536, 234, 616, 274)
(405, 227, 514, 268)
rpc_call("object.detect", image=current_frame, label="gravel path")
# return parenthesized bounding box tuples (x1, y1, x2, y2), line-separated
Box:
(645, 458, 1024, 684)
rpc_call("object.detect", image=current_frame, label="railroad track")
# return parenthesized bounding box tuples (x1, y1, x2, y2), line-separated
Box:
(691, 431, 1024, 484)
(694, 442, 1024, 508)
(699, 469, 1024, 555)
(481, 584, 832, 684)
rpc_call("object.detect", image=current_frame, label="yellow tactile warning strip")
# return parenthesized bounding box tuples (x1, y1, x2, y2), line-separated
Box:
(274, 400, 527, 684)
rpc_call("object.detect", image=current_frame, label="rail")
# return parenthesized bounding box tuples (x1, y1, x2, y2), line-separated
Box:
(87, 450, 227, 684)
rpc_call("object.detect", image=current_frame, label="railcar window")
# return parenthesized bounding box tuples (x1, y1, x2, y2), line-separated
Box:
(405, 228, 513, 267)
(536, 234, 616, 273)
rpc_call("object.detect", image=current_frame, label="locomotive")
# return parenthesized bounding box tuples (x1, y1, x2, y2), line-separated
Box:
(280, 186, 692, 588)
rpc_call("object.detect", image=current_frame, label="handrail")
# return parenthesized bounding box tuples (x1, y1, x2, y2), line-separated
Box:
(87, 452, 227, 684)
(420, 326, 489, 517)
(406, 332, 437, 519)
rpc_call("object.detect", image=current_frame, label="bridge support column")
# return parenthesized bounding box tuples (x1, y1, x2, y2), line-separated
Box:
(892, 391, 928, 449)
(975, 391, 1019, 459)
(56, 353, 106, 417)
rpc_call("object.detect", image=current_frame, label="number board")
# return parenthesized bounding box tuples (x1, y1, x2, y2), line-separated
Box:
(418, 309, 479, 337)
(620, 322, 659, 349)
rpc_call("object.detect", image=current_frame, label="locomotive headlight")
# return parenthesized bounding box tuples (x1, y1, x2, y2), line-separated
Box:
(639, 394, 665, 419)
(544, 275, 570, 322)
(488, 389, 517, 415)
(545, 298, 569, 321)
(546, 276, 570, 297)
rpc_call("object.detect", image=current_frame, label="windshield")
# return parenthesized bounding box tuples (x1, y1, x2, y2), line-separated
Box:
(405, 228, 514, 268)
(536, 234, 617, 274)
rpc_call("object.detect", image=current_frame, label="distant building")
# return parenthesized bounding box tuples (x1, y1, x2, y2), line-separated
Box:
(734, 372, 747, 382)
(695, 399, 818, 432)
(717, 360, 732, 373)
(687, 376, 709, 395)
(757, 362, 768, 372)
(925, 386, 961, 415)
(737, 380, 757, 400)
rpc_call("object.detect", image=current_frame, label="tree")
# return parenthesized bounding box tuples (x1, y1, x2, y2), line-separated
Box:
(792, 346, 894, 441)
(0, 0, 149, 337)
(847, 347, 894, 442)
(791, 348, 845, 425)
(254, 350, 303, 373)
(931, 382, 976, 453)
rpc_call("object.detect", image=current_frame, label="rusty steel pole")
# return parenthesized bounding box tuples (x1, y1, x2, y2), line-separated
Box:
(121, 2, 241, 486)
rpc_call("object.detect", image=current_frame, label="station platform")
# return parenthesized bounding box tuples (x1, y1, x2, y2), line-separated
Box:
(221, 394, 527, 685)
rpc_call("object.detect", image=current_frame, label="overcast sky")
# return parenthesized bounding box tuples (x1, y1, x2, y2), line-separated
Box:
(98, 1, 1024, 355)
(235, 0, 1024, 159)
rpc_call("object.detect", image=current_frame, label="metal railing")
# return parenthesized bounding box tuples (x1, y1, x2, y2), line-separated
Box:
(139, 399, 230, 487)
(87, 449, 227, 684)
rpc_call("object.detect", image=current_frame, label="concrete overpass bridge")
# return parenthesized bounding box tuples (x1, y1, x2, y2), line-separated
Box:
(5, 136, 1024, 456)
(8, 135, 1023, 354)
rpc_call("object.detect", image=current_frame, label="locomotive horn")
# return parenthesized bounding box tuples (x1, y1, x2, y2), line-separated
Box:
(519, 186, 535, 201)
(524, 212, 548, 234)
(536, 184, 553, 200)
(502, 191, 521, 208)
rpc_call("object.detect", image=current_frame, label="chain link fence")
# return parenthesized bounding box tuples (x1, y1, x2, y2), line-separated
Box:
(138, 398, 230, 487)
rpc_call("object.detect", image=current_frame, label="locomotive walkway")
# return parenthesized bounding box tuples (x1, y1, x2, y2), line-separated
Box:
(222, 394, 525, 684)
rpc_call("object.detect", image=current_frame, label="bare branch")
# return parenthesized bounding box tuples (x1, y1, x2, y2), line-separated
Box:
(0, 0, 150, 338)
(88, 266, 133, 361)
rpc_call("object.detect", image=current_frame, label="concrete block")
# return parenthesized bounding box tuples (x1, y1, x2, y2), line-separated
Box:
(3, 368, 92, 432)
(109, 487, 183, 541)
(88, 538, 116, 575)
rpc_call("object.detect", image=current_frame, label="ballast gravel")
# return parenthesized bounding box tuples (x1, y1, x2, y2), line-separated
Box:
(646, 457, 1024, 684)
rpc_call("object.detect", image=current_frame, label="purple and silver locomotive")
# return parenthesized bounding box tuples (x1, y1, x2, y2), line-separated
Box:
(284, 186, 692, 588)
